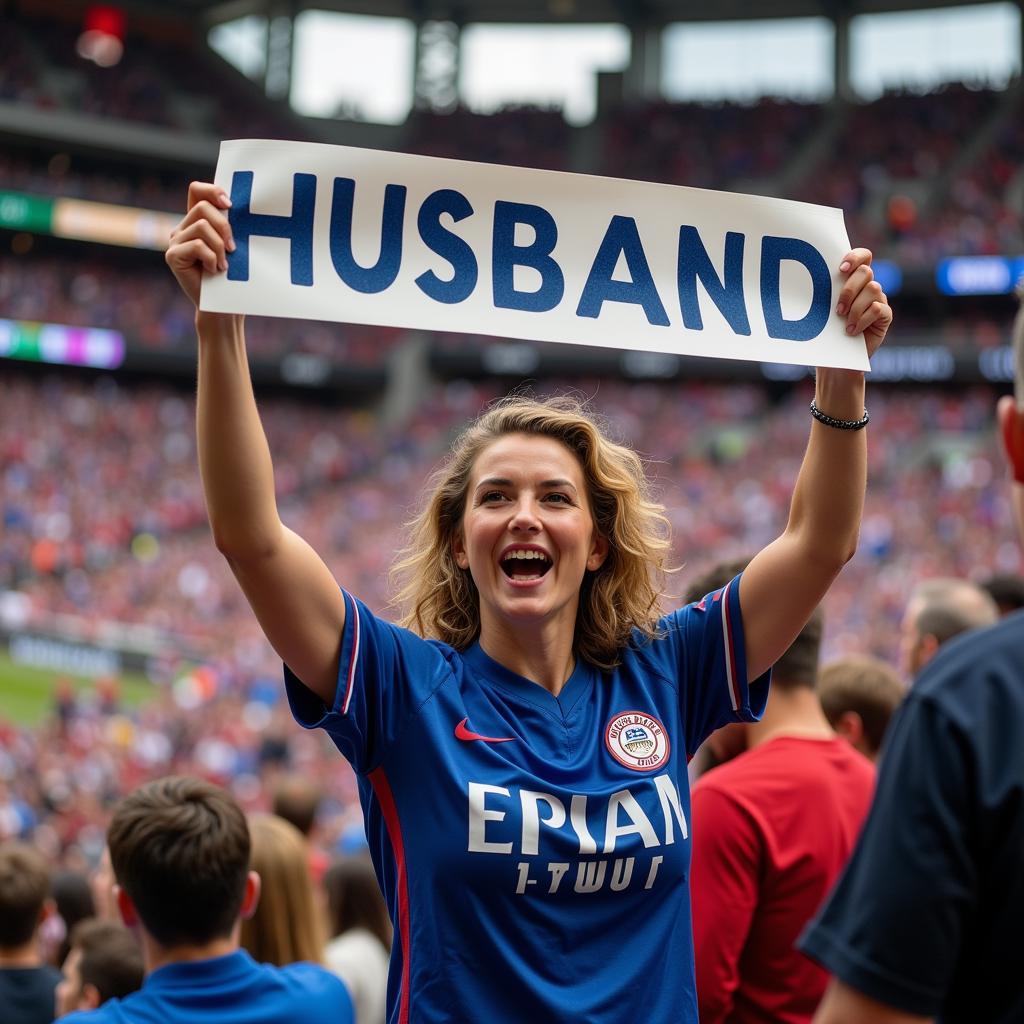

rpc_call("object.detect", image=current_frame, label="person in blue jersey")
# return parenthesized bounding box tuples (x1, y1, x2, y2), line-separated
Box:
(165, 181, 892, 1024)
(60, 776, 352, 1024)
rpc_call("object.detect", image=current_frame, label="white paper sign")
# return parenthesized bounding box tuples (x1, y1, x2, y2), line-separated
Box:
(201, 139, 869, 371)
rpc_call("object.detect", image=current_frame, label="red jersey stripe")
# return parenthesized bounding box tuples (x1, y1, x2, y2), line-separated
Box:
(341, 590, 360, 715)
(369, 766, 410, 1024)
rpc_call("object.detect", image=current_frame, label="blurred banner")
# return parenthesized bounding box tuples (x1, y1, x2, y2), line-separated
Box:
(0, 190, 178, 250)
(202, 139, 869, 371)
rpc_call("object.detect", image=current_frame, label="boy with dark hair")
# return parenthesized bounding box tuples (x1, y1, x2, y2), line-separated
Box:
(818, 655, 905, 761)
(687, 561, 875, 1024)
(55, 919, 143, 1017)
(0, 841, 61, 1024)
(60, 776, 352, 1024)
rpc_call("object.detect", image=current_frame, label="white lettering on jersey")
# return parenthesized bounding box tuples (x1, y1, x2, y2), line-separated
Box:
(603, 788, 659, 853)
(610, 857, 635, 891)
(547, 862, 570, 893)
(644, 855, 664, 889)
(468, 783, 513, 854)
(570, 794, 598, 854)
(520, 790, 567, 856)
(575, 861, 607, 893)
(467, 775, 689, 895)
(654, 773, 689, 843)
(514, 857, 652, 897)
(515, 862, 538, 894)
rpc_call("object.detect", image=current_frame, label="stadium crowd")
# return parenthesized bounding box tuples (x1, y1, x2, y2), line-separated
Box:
(0, 252, 403, 361)
(2, 358, 1022, 1022)
(2, 73, 1023, 269)
(2, 7, 302, 141)
(3, 8, 1024, 1022)
(2, 372, 1019, 850)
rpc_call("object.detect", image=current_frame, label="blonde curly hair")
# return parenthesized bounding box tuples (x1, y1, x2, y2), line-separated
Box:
(390, 395, 672, 669)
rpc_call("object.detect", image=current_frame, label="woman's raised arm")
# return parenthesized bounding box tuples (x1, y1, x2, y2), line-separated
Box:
(166, 182, 346, 704)
(739, 248, 893, 681)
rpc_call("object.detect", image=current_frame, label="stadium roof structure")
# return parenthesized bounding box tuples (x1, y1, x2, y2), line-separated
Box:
(116, 0, 1023, 26)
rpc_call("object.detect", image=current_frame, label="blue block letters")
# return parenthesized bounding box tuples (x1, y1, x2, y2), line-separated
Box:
(761, 236, 830, 342)
(329, 178, 407, 294)
(492, 201, 565, 313)
(415, 189, 478, 304)
(227, 171, 316, 286)
(677, 227, 751, 336)
(577, 216, 670, 326)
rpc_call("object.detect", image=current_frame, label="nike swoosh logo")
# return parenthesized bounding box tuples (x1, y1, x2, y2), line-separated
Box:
(455, 717, 515, 743)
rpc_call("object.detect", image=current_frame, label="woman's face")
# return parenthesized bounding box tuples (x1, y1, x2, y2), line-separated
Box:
(454, 432, 608, 643)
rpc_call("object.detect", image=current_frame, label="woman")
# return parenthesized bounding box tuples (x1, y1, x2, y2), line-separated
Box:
(323, 856, 390, 1024)
(166, 182, 891, 1023)
(240, 814, 325, 967)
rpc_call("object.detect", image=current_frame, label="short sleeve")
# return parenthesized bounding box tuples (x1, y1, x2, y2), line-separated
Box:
(663, 573, 771, 756)
(284, 590, 450, 774)
(798, 696, 974, 1017)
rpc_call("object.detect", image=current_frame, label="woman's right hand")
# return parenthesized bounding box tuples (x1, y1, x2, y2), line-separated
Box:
(165, 181, 235, 308)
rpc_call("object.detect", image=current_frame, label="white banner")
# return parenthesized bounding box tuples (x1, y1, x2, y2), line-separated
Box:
(201, 139, 869, 371)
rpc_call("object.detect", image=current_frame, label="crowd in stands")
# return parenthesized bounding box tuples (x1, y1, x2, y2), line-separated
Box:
(2, 7, 301, 141)
(0, 253, 403, 361)
(602, 96, 825, 190)
(1, 372, 1019, 875)
(1, 242, 1018, 363)
(598, 83, 1023, 271)
(407, 107, 571, 171)
(0, 150, 186, 214)
(2, 13, 1024, 1022)
(2, 21, 1023, 274)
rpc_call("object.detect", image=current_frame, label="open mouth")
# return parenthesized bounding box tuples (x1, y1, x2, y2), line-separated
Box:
(500, 550, 553, 581)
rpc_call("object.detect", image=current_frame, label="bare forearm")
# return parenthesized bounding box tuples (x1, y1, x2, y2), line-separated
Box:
(786, 368, 868, 566)
(195, 311, 282, 556)
(814, 980, 932, 1024)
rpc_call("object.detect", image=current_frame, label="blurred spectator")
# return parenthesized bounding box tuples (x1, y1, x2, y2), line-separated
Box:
(58, 777, 350, 1024)
(817, 656, 905, 761)
(898, 577, 999, 680)
(50, 871, 95, 968)
(979, 572, 1024, 615)
(689, 565, 874, 1024)
(87, 852, 117, 924)
(272, 778, 329, 884)
(802, 609, 1024, 1024)
(240, 814, 325, 968)
(54, 919, 142, 1017)
(0, 841, 61, 1024)
(322, 856, 390, 1024)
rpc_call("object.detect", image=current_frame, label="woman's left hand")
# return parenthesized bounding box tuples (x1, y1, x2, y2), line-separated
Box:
(835, 247, 893, 359)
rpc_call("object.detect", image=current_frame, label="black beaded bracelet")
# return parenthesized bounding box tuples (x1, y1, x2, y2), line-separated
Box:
(809, 398, 870, 431)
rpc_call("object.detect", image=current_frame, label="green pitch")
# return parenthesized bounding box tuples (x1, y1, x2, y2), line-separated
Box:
(0, 652, 155, 728)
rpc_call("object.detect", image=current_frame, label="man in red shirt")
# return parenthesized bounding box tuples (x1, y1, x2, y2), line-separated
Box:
(688, 564, 875, 1024)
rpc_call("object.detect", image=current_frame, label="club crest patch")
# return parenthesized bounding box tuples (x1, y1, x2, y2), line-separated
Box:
(605, 711, 670, 772)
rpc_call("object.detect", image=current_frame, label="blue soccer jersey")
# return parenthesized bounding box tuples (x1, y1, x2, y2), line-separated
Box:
(286, 573, 769, 1024)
